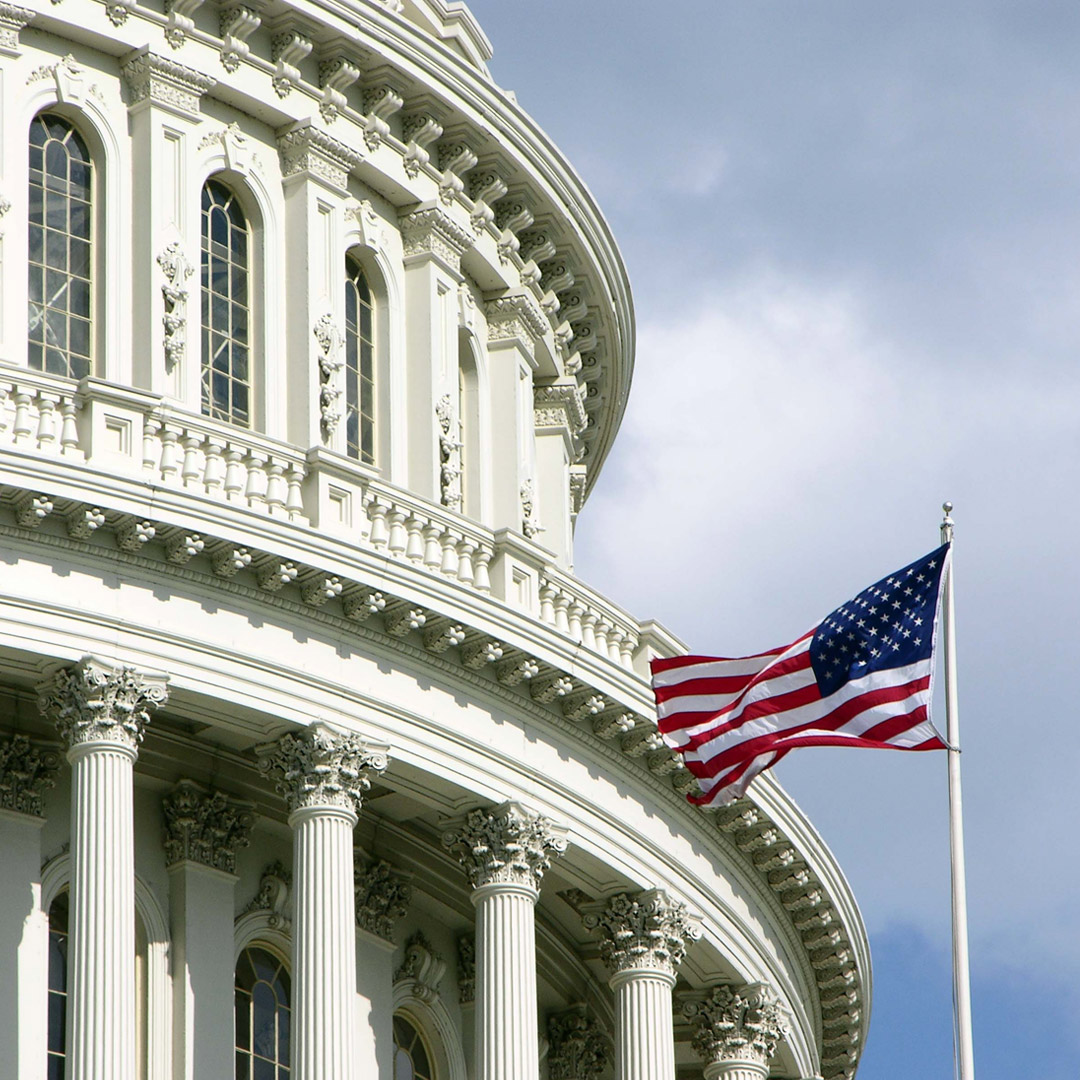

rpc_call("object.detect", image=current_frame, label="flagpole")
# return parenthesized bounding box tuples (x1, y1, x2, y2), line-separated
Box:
(940, 502, 975, 1080)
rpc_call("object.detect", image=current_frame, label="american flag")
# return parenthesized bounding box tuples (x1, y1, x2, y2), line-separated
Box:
(651, 545, 951, 807)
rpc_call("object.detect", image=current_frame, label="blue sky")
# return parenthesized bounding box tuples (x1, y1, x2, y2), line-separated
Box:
(466, 3, 1080, 1077)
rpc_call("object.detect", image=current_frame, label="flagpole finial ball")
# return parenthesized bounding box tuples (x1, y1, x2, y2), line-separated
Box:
(943, 501, 953, 515)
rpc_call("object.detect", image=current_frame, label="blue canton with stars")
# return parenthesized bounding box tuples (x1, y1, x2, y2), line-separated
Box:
(809, 544, 949, 698)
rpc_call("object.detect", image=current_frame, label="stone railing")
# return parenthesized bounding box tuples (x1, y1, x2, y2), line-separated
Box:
(0, 369, 671, 675)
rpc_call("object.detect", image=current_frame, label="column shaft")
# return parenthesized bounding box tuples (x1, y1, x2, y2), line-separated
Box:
(68, 741, 137, 1080)
(613, 970, 676, 1080)
(475, 883, 539, 1080)
(292, 806, 357, 1079)
(703, 1065, 769, 1080)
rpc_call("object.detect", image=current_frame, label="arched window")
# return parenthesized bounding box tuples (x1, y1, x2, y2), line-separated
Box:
(47, 892, 69, 1079)
(201, 179, 251, 427)
(28, 113, 93, 379)
(235, 945, 291, 1079)
(344, 253, 375, 464)
(393, 1014, 435, 1080)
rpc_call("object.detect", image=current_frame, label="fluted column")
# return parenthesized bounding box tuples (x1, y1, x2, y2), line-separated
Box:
(442, 802, 567, 1080)
(38, 658, 169, 1080)
(683, 983, 788, 1080)
(583, 889, 700, 1080)
(259, 723, 387, 1080)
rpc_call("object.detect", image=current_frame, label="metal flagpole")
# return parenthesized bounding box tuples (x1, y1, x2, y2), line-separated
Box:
(940, 502, 975, 1080)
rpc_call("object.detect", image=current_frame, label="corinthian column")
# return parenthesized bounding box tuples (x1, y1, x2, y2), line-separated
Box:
(683, 983, 788, 1080)
(442, 802, 567, 1080)
(583, 889, 700, 1080)
(259, 723, 387, 1080)
(38, 658, 169, 1080)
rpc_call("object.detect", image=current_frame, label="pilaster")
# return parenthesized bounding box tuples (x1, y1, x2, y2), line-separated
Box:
(532, 379, 586, 565)
(683, 983, 788, 1080)
(38, 658, 169, 1080)
(120, 49, 215, 397)
(259, 723, 387, 1080)
(164, 781, 253, 1080)
(583, 889, 700, 1080)
(442, 802, 566, 1080)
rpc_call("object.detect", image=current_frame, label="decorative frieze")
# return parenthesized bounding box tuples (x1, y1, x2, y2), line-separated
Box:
(583, 889, 700, 977)
(457, 934, 475, 1003)
(485, 294, 548, 351)
(158, 242, 194, 372)
(436, 393, 462, 510)
(257, 722, 387, 815)
(442, 801, 567, 892)
(354, 858, 411, 941)
(278, 122, 362, 192)
(38, 657, 169, 751)
(684, 983, 788, 1072)
(243, 859, 292, 928)
(535, 382, 588, 437)
(121, 48, 216, 118)
(547, 1006, 608, 1080)
(162, 780, 253, 873)
(0, 734, 60, 817)
(400, 206, 474, 273)
(0, 3, 33, 56)
(394, 931, 446, 1002)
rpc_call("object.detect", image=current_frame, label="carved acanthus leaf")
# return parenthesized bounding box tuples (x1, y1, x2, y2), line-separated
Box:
(394, 930, 446, 1002)
(243, 860, 292, 928)
(684, 983, 789, 1068)
(547, 1006, 609, 1080)
(583, 889, 700, 977)
(162, 780, 253, 873)
(354, 858, 411, 941)
(0, 734, 60, 817)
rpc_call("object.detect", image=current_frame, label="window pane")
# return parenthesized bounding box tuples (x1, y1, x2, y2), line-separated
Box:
(236, 1051, 251, 1080)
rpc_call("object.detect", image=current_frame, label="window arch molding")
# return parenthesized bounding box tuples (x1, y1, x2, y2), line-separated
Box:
(19, 87, 127, 382)
(341, 216, 404, 480)
(40, 851, 172, 1080)
(391, 980, 467, 1080)
(233, 909, 291, 964)
(193, 135, 285, 438)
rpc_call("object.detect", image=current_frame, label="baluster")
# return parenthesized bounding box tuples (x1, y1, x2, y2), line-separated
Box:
(539, 584, 557, 626)
(286, 463, 306, 519)
(264, 459, 287, 514)
(387, 509, 408, 558)
(36, 393, 58, 451)
(440, 532, 459, 577)
(593, 619, 610, 657)
(581, 612, 597, 652)
(142, 416, 162, 473)
(181, 434, 203, 488)
(59, 397, 80, 456)
(244, 451, 268, 507)
(473, 547, 492, 593)
(422, 523, 443, 570)
(223, 445, 246, 500)
(12, 389, 33, 445)
(567, 601, 584, 642)
(0, 383, 12, 439)
(405, 515, 425, 563)
(159, 425, 181, 482)
(367, 500, 390, 549)
(203, 438, 226, 495)
(554, 593, 570, 634)
(456, 539, 476, 586)
(619, 631, 636, 669)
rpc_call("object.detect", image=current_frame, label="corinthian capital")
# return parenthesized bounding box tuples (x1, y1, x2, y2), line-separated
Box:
(583, 888, 700, 978)
(162, 780, 253, 874)
(0, 734, 61, 817)
(441, 801, 567, 891)
(684, 983, 788, 1071)
(38, 657, 169, 752)
(258, 722, 387, 815)
(354, 858, 411, 942)
(547, 1005, 608, 1080)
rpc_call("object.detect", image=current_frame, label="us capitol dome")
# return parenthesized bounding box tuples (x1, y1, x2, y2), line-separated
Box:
(0, 1, 870, 1078)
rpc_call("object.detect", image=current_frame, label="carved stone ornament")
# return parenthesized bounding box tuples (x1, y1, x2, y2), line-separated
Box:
(520, 479, 540, 539)
(38, 657, 169, 751)
(162, 779, 253, 874)
(400, 206, 474, 272)
(547, 1006, 608, 1080)
(441, 801, 567, 891)
(163, 0, 206, 49)
(121, 49, 216, 118)
(219, 4, 260, 73)
(313, 313, 344, 439)
(484, 294, 548, 350)
(271, 30, 313, 98)
(257, 722, 387, 815)
(198, 122, 257, 173)
(534, 382, 588, 438)
(318, 55, 360, 124)
(394, 931, 446, 1003)
(344, 198, 385, 251)
(0, 3, 34, 55)
(278, 123, 362, 192)
(436, 394, 462, 511)
(157, 242, 193, 372)
(583, 889, 700, 977)
(402, 112, 443, 178)
(457, 934, 475, 1003)
(684, 983, 789, 1069)
(569, 464, 588, 519)
(243, 859, 292, 928)
(0, 734, 61, 817)
(354, 857, 411, 942)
